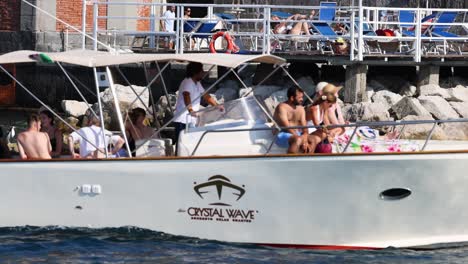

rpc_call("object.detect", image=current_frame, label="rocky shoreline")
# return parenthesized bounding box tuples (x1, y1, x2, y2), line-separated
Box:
(60, 69, 468, 141)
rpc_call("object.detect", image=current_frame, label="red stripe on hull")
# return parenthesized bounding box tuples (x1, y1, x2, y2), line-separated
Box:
(258, 243, 381, 250)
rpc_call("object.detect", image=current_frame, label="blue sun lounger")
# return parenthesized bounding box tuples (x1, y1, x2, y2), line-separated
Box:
(319, 2, 337, 21)
(399, 10, 416, 31)
(191, 22, 219, 50)
(429, 12, 463, 54)
(402, 13, 436, 37)
(430, 11, 459, 37)
(310, 22, 337, 54)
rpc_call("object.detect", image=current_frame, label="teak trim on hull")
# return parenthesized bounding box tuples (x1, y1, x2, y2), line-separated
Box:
(1, 149, 468, 163)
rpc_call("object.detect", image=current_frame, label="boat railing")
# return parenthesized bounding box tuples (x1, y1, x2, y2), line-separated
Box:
(190, 118, 468, 156)
(85, 1, 467, 62)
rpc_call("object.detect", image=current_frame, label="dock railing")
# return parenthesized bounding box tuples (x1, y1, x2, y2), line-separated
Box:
(89, 2, 468, 62)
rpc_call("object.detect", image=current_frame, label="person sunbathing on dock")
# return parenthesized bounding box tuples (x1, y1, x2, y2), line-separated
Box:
(271, 11, 315, 36)
(68, 115, 124, 159)
(273, 87, 315, 154)
(17, 114, 52, 160)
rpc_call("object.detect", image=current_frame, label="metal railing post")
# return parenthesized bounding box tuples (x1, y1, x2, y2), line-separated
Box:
(350, 2, 356, 61)
(82, 0, 87, 50)
(93, 1, 98, 50)
(178, 5, 184, 54)
(415, 9, 422, 62)
(358, 0, 364, 61)
(264, 7, 270, 54)
(149, 3, 155, 49)
(422, 122, 438, 151)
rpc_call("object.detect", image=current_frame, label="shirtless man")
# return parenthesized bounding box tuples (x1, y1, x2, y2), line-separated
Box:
(17, 114, 52, 160)
(273, 87, 314, 154)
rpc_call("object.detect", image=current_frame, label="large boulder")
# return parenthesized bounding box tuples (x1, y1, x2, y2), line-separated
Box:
(99, 84, 150, 130)
(251, 85, 283, 100)
(446, 85, 468, 102)
(440, 123, 468, 140)
(450, 102, 468, 118)
(343, 102, 391, 122)
(263, 89, 287, 115)
(399, 85, 417, 97)
(100, 84, 149, 110)
(214, 87, 238, 103)
(61, 100, 90, 117)
(399, 115, 446, 140)
(371, 90, 403, 110)
(296, 76, 316, 97)
(367, 79, 386, 92)
(219, 80, 239, 91)
(418, 84, 450, 99)
(155, 94, 177, 124)
(418, 96, 460, 120)
(391, 97, 432, 119)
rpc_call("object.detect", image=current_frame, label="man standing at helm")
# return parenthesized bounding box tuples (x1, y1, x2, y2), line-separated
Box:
(173, 62, 222, 145)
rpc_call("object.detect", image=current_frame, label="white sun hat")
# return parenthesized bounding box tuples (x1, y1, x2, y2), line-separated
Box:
(315, 81, 329, 93)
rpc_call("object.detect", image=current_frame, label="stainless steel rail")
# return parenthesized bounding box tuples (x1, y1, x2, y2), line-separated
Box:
(189, 118, 468, 156)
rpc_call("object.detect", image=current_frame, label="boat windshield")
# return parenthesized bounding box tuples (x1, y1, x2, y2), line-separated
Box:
(194, 96, 268, 127)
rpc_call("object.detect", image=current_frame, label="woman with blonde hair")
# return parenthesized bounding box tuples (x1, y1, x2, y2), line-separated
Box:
(307, 83, 346, 153)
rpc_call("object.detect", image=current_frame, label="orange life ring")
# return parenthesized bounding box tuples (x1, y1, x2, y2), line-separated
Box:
(209, 31, 238, 54)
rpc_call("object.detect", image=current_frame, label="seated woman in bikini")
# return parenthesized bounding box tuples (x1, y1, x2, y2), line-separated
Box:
(271, 11, 315, 35)
(39, 110, 63, 158)
(307, 83, 346, 150)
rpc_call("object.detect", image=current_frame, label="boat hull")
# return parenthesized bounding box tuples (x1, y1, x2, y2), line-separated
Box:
(1, 152, 468, 249)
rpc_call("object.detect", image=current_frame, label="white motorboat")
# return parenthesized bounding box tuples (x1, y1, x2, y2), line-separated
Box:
(1, 50, 468, 250)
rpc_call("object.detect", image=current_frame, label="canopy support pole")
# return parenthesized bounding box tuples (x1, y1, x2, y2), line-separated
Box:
(115, 66, 155, 117)
(156, 62, 175, 116)
(128, 61, 171, 107)
(66, 70, 97, 97)
(92, 67, 109, 158)
(241, 63, 285, 98)
(142, 62, 162, 129)
(281, 66, 314, 105)
(57, 62, 99, 119)
(106, 66, 132, 157)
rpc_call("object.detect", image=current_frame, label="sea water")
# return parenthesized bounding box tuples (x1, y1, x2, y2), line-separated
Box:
(0, 226, 467, 263)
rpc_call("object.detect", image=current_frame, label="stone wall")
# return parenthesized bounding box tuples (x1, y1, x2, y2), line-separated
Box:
(0, 0, 21, 31)
(55, 0, 108, 32)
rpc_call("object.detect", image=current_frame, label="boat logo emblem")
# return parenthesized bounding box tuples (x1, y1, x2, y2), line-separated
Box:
(193, 175, 245, 206)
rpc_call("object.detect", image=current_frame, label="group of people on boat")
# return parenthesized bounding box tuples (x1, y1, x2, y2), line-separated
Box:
(273, 83, 346, 154)
(3, 105, 158, 160)
(0, 59, 350, 160)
